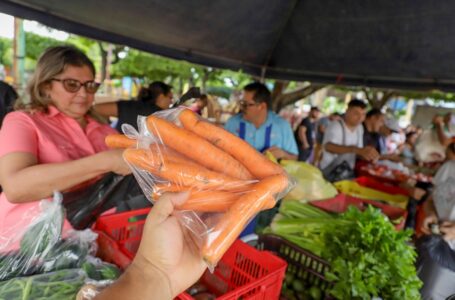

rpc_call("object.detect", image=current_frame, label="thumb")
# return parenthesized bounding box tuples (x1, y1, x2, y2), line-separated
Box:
(147, 192, 190, 226)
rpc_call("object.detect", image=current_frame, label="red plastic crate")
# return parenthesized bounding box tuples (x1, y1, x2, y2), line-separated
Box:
(310, 194, 408, 230)
(94, 208, 287, 300)
(355, 176, 410, 196)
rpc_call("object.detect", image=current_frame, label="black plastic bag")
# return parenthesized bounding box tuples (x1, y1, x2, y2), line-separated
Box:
(417, 235, 455, 272)
(62, 173, 147, 230)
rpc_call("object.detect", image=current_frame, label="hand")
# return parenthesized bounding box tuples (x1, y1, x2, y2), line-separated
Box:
(133, 192, 206, 298)
(410, 187, 426, 201)
(440, 222, 455, 241)
(103, 149, 132, 176)
(265, 146, 287, 160)
(432, 115, 444, 126)
(421, 214, 438, 235)
(357, 146, 380, 162)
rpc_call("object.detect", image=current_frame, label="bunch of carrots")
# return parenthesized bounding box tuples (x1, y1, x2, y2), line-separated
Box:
(105, 108, 292, 266)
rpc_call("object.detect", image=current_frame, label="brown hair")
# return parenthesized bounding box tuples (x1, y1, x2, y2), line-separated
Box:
(15, 46, 104, 122)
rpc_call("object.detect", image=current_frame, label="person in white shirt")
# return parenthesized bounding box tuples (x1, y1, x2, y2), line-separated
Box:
(320, 99, 380, 171)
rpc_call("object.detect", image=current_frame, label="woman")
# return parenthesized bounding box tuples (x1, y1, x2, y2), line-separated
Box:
(0, 46, 130, 237)
(94, 81, 173, 132)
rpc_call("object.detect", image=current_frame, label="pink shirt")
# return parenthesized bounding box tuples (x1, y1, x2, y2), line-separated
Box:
(0, 106, 116, 247)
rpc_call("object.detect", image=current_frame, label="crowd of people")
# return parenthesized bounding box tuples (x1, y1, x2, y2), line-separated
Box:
(0, 45, 454, 298)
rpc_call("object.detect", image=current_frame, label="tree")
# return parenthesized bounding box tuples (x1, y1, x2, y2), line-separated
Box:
(361, 87, 396, 109)
(271, 80, 325, 112)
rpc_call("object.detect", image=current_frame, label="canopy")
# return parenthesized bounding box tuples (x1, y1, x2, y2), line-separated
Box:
(2, 0, 455, 90)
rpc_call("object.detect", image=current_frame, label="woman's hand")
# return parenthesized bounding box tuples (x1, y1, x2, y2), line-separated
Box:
(101, 149, 132, 176)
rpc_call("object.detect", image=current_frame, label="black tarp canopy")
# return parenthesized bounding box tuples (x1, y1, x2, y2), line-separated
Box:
(2, 0, 455, 91)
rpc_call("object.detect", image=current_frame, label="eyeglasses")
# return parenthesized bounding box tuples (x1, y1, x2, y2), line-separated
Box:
(239, 100, 258, 108)
(51, 78, 100, 94)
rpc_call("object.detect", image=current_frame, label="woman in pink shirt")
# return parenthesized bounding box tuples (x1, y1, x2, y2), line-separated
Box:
(0, 46, 131, 238)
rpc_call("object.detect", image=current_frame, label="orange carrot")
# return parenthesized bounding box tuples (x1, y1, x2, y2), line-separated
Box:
(149, 143, 200, 167)
(124, 148, 247, 190)
(146, 115, 254, 180)
(201, 174, 289, 266)
(152, 189, 246, 212)
(178, 109, 283, 179)
(105, 134, 137, 149)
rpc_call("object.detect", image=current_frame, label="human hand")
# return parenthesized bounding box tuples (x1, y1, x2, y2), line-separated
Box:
(103, 149, 131, 176)
(421, 214, 438, 235)
(133, 192, 206, 298)
(357, 146, 380, 162)
(432, 115, 444, 126)
(440, 222, 455, 241)
(265, 146, 287, 160)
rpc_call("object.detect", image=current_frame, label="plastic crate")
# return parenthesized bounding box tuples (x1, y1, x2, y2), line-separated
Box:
(310, 194, 407, 230)
(334, 180, 409, 209)
(94, 208, 288, 300)
(257, 234, 332, 299)
(355, 176, 410, 197)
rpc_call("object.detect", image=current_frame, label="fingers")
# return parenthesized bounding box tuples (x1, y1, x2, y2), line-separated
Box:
(147, 192, 190, 226)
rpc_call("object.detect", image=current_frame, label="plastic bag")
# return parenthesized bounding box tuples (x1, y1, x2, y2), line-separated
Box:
(433, 178, 455, 222)
(120, 107, 294, 268)
(280, 160, 338, 201)
(0, 192, 99, 280)
(415, 129, 446, 163)
(0, 268, 86, 300)
(62, 172, 145, 230)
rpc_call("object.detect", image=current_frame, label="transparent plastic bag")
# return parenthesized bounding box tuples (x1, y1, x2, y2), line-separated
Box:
(0, 192, 99, 281)
(120, 107, 294, 268)
(0, 268, 86, 300)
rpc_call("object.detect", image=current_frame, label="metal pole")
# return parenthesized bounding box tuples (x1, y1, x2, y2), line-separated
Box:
(13, 17, 25, 91)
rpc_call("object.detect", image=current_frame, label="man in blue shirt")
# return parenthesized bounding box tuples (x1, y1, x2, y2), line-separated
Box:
(225, 82, 298, 160)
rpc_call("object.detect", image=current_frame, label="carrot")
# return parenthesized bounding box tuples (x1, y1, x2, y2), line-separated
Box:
(152, 189, 246, 212)
(105, 134, 137, 149)
(201, 174, 289, 266)
(178, 109, 284, 179)
(146, 115, 254, 180)
(149, 143, 200, 167)
(124, 148, 248, 190)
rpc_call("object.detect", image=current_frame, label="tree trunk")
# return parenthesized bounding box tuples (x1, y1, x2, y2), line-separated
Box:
(272, 84, 325, 112)
(98, 42, 108, 82)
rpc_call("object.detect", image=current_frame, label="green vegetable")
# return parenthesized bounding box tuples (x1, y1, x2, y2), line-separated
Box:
(291, 280, 305, 292)
(99, 265, 121, 280)
(82, 262, 99, 280)
(309, 286, 322, 300)
(266, 202, 422, 299)
(0, 268, 85, 300)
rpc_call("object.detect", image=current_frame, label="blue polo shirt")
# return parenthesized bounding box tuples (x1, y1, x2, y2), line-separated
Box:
(225, 111, 298, 155)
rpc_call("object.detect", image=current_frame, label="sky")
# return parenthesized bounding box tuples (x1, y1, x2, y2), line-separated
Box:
(0, 12, 69, 40)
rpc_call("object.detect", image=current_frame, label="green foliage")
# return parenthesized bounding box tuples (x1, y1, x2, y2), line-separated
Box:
(0, 37, 13, 67)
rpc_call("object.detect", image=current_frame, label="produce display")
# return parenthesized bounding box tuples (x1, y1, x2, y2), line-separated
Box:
(266, 201, 422, 299)
(105, 107, 294, 268)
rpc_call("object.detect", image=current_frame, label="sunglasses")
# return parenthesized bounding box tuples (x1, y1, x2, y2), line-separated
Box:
(239, 100, 258, 108)
(51, 78, 100, 94)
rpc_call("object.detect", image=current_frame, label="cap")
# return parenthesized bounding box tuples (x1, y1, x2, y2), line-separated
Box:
(384, 118, 400, 133)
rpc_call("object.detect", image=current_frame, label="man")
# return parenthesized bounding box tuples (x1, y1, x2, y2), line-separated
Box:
(433, 113, 454, 147)
(294, 106, 320, 162)
(320, 99, 379, 173)
(313, 112, 341, 166)
(225, 82, 298, 160)
(363, 108, 385, 153)
(225, 82, 298, 236)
